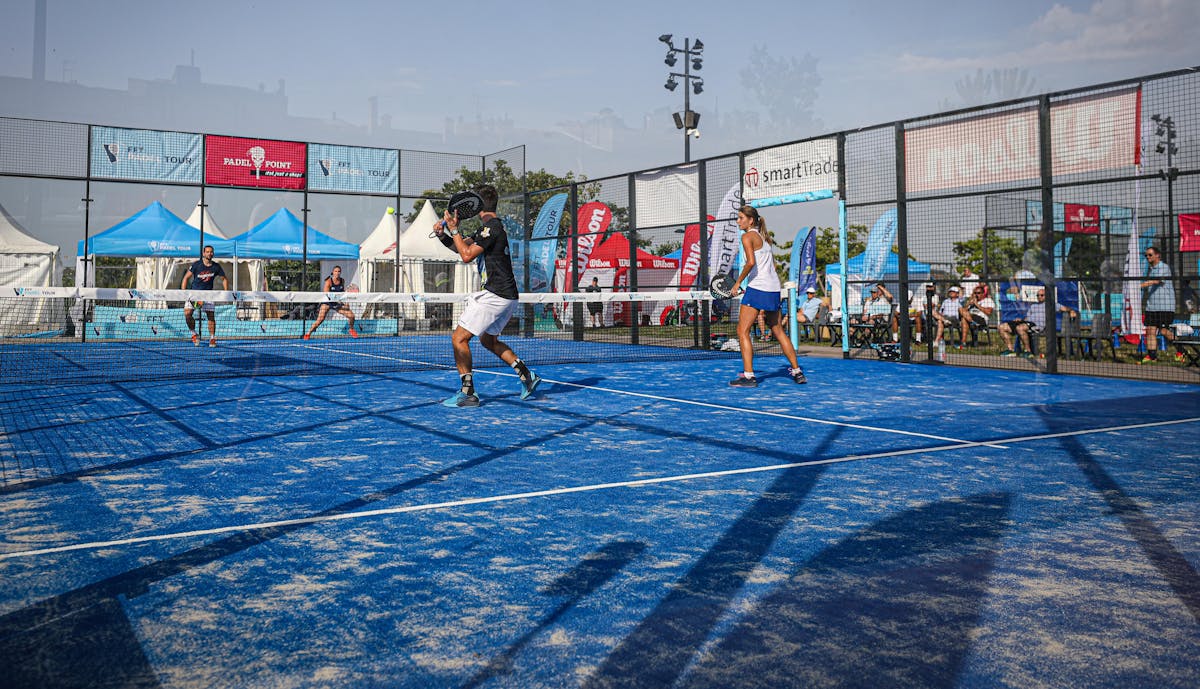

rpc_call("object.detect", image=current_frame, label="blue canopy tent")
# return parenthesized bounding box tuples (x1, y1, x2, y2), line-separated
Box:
(230, 209, 359, 260)
(824, 250, 932, 314)
(823, 250, 931, 278)
(78, 201, 235, 258)
(75, 201, 237, 289)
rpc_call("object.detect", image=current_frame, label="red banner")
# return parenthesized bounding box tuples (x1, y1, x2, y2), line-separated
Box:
(678, 215, 714, 289)
(205, 135, 306, 189)
(567, 201, 612, 290)
(1181, 213, 1200, 252)
(1065, 203, 1100, 234)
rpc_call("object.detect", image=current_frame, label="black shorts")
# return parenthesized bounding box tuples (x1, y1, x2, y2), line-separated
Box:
(1145, 311, 1174, 329)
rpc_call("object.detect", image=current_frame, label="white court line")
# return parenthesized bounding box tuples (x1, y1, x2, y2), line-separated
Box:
(303, 344, 1007, 449)
(3, 415, 1196, 561)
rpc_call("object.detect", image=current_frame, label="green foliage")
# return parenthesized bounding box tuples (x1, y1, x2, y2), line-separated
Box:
(407, 160, 629, 243)
(953, 230, 1024, 278)
(814, 224, 867, 270)
(652, 240, 682, 257)
(264, 260, 322, 292)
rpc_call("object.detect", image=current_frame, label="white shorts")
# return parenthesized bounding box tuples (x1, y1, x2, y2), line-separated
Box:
(457, 290, 518, 336)
(185, 300, 216, 313)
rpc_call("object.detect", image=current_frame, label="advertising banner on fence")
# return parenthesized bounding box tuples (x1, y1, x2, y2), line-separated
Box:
(307, 143, 398, 194)
(742, 139, 839, 203)
(1064, 203, 1100, 234)
(633, 165, 698, 228)
(530, 193, 567, 292)
(90, 126, 203, 183)
(906, 86, 1140, 193)
(205, 135, 306, 189)
(708, 182, 743, 279)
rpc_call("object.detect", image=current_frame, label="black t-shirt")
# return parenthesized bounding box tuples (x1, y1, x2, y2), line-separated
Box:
(441, 216, 518, 300)
(585, 283, 602, 312)
(188, 260, 226, 290)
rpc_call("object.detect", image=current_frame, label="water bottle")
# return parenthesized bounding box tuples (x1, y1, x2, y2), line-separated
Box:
(937, 339, 946, 362)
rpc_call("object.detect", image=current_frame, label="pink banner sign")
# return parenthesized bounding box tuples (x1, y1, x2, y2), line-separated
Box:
(205, 135, 306, 189)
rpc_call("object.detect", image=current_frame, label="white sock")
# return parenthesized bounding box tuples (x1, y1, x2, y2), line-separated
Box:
(743, 371, 755, 379)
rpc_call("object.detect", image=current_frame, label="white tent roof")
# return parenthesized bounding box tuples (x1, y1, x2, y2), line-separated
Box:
(185, 202, 227, 239)
(0, 203, 57, 255)
(360, 208, 402, 260)
(395, 200, 455, 260)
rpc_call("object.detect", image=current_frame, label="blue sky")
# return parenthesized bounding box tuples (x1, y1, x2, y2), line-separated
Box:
(0, 0, 1196, 176)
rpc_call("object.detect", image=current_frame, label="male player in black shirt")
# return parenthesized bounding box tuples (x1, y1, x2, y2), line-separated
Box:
(434, 184, 540, 407)
(181, 244, 228, 347)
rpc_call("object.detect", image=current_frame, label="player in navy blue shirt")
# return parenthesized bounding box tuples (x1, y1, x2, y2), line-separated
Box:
(182, 245, 228, 347)
(303, 265, 358, 340)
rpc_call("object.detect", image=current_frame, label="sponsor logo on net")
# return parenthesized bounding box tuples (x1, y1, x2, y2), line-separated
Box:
(103, 143, 193, 166)
(223, 147, 303, 178)
(743, 159, 839, 189)
(317, 159, 388, 178)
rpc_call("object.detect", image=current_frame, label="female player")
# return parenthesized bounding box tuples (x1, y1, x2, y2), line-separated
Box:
(728, 205, 806, 386)
(303, 265, 358, 340)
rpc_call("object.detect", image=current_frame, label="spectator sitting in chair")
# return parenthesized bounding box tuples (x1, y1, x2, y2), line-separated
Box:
(933, 285, 965, 345)
(797, 287, 822, 325)
(998, 288, 1076, 358)
(853, 283, 894, 325)
(908, 286, 938, 344)
(956, 284, 994, 348)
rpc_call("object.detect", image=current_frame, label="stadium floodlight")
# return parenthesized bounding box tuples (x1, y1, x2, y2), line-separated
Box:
(659, 34, 704, 161)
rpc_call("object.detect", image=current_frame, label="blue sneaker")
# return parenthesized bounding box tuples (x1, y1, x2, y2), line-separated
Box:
(520, 373, 542, 400)
(442, 391, 480, 408)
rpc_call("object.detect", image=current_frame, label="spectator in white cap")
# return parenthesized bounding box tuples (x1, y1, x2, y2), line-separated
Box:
(798, 286, 822, 325)
(933, 285, 965, 345)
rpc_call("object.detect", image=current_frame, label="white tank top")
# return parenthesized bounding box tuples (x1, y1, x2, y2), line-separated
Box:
(746, 229, 781, 292)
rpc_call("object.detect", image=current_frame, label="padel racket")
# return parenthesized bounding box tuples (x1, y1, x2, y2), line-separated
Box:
(447, 190, 484, 221)
(709, 275, 735, 299)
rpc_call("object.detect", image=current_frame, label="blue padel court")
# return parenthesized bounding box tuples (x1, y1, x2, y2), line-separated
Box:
(1, 354, 1198, 688)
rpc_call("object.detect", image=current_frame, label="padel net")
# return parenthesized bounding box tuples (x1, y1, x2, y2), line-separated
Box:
(0, 287, 735, 385)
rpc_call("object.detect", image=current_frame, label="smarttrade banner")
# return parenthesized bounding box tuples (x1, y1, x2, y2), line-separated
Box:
(743, 139, 839, 203)
(205, 135, 306, 189)
(905, 86, 1141, 193)
(307, 143, 398, 194)
(90, 126, 202, 183)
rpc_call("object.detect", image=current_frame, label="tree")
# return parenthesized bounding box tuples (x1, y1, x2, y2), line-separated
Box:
(409, 161, 627, 245)
(943, 67, 1037, 109)
(814, 223, 867, 271)
(952, 230, 1024, 279)
(740, 46, 823, 136)
(652, 240, 682, 257)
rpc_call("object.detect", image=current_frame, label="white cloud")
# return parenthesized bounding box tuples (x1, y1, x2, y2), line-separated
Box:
(897, 0, 1198, 73)
(483, 79, 520, 88)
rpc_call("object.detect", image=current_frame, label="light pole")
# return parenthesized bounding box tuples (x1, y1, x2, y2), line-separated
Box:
(660, 34, 704, 162)
(1151, 114, 1180, 279)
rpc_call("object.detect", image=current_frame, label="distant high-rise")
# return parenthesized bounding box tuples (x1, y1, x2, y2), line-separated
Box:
(33, 0, 46, 81)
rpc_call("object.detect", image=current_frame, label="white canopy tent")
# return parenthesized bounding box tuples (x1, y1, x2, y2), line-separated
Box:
(0, 202, 65, 334)
(392, 200, 481, 321)
(353, 207, 403, 293)
(0, 202, 60, 287)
